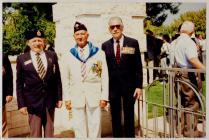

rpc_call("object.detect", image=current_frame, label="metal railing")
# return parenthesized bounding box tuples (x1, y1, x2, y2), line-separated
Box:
(138, 66, 206, 138)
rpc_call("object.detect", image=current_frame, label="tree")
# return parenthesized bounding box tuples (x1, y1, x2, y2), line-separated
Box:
(144, 8, 206, 39)
(3, 3, 54, 23)
(166, 8, 206, 37)
(3, 9, 32, 55)
(3, 3, 55, 55)
(146, 3, 181, 26)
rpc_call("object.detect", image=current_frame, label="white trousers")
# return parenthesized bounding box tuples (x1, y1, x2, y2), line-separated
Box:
(72, 105, 101, 138)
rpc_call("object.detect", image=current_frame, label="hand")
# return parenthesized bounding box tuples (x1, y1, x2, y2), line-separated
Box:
(6, 96, 13, 103)
(19, 107, 28, 115)
(65, 101, 71, 110)
(196, 45, 201, 51)
(100, 100, 107, 108)
(56, 100, 62, 108)
(133, 88, 142, 100)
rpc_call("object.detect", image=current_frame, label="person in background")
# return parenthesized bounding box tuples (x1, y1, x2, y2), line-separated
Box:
(169, 24, 182, 67)
(16, 29, 62, 137)
(45, 43, 55, 52)
(170, 21, 205, 137)
(145, 29, 156, 84)
(62, 22, 109, 138)
(102, 16, 143, 137)
(160, 34, 171, 78)
(2, 53, 13, 137)
(197, 34, 206, 66)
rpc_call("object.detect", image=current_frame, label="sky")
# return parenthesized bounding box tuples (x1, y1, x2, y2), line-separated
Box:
(163, 2, 206, 25)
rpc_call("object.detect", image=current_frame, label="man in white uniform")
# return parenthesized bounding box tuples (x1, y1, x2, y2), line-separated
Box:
(61, 22, 109, 138)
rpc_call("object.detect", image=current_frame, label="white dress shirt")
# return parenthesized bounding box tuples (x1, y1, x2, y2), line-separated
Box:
(113, 35, 124, 57)
(30, 50, 48, 72)
(170, 33, 198, 68)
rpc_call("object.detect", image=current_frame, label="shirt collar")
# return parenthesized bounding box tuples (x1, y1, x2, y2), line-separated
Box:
(180, 33, 191, 39)
(30, 50, 44, 56)
(78, 43, 88, 51)
(113, 35, 124, 44)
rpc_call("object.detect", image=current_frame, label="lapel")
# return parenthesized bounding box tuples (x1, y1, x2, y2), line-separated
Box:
(108, 38, 117, 65)
(24, 52, 41, 80)
(122, 35, 129, 48)
(120, 35, 129, 63)
(44, 51, 53, 80)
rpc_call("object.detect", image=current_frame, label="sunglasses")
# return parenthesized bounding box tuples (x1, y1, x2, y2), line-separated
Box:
(109, 25, 121, 30)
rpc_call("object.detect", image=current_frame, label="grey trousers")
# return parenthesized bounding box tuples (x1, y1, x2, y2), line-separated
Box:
(28, 108, 54, 138)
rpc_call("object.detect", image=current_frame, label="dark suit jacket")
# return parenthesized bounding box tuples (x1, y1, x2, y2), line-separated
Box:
(3, 54, 13, 106)
(16, 51, 62, 115)
(145, 34, 156, 61)
(102, 35, 143, 99)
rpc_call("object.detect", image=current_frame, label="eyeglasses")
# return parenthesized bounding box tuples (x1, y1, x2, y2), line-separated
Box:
(109, 25, 121, 30)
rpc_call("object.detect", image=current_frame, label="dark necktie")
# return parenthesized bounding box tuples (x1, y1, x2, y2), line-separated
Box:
(116, 40, 120, 64)
(36, 53, 46, 79)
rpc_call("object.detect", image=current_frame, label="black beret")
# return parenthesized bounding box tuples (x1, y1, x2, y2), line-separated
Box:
(74, 21, 87, 33)
(26, 29, 44, 40)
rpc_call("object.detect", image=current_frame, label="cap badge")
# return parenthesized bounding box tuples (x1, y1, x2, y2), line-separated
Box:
(75, 23, 79, 28)
(37, 30, 41, 36)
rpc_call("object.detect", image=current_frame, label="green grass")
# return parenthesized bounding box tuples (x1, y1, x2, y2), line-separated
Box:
(145, 80, 206, 118)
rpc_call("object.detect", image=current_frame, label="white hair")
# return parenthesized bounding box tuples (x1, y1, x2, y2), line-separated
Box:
(108, 16, 123, 25)
(180, 21, 195, 34)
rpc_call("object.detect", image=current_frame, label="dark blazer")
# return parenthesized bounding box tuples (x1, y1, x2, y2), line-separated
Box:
(16, 51, 62, 115)
(3, 54, 13, 106)
(145, 34, 156, 61)
(102, 35, 143, 99)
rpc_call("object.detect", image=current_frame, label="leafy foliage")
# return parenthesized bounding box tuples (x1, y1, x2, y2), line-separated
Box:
(3, 10, 32, 55)
(146, 3, 181, 26)
(3, 3, 55, 55)
(145, 8, 206, 38)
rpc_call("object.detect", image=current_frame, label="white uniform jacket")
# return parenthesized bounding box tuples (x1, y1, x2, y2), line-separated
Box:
(61, 42, 109, 108)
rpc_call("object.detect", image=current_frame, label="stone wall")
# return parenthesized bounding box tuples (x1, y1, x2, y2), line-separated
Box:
(53, 1, 146, 56)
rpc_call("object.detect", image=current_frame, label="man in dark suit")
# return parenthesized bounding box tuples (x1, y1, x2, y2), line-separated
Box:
(2, 53, 13, 137)
(16, 29, 62, 137)
(102, 17, 143, 137)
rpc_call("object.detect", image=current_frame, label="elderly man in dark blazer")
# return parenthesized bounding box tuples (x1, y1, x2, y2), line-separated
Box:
(102, 16, 143, 137)
(16, 29, 62, 137)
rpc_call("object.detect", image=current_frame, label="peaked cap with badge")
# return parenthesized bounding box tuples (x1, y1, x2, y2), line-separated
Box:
(74, 21, 87, 33)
